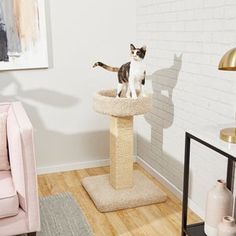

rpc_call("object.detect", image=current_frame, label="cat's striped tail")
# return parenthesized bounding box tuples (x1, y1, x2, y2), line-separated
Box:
(93, 62, 119, 72)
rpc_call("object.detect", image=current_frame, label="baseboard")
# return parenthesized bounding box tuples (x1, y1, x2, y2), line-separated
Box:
(37, 158, 110, 175)
(136, 156, 205, 219)
(37, 156, 137, 175)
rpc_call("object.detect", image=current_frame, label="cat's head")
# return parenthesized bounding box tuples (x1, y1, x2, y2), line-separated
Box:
(130, 44, 146, 61)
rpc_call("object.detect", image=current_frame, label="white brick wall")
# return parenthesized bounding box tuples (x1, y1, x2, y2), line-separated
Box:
(136, 0, 236, 215)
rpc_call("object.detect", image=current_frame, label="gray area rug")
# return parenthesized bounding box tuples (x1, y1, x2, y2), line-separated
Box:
(23, 192, 93, 236)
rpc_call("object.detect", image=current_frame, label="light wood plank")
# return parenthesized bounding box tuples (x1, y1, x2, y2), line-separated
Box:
(38, 164, 201, 236)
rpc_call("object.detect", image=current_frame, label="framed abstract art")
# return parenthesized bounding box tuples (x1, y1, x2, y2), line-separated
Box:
(0, 0, 48, 70)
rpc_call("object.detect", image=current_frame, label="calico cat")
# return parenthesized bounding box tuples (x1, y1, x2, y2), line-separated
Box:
(93, 44, 147, 99)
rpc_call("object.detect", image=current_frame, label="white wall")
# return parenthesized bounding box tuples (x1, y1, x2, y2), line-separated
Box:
(0, 0, 136, 171)
(136, 0, 236, 216)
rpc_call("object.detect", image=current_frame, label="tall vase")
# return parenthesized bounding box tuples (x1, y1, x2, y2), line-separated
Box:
(204, 179, 233, 236)
(218, 216, 236, 236)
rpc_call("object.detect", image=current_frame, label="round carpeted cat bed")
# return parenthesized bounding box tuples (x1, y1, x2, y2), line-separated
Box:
(93, 89, 152, 117)
(82, 89, 167, 212)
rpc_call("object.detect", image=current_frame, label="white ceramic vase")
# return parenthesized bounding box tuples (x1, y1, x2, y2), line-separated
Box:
(204, 179, 233, 236)
(218, 216, 236, 236)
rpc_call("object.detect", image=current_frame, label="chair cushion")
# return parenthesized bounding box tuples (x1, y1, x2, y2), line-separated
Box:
(0, 113, 10, 170)
(0, 171, 19, 219)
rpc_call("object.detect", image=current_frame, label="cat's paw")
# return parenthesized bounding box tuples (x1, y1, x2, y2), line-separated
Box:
(131, 96, 138, 99)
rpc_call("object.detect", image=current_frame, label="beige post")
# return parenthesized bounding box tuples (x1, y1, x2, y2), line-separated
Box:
(110, 116, 134, 189)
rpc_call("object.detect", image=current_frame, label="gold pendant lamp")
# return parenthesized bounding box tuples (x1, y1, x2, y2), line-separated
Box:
(218, 48, 236, 143)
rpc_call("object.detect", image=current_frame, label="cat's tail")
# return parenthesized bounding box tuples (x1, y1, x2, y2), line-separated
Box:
(93, 62, 119, 72)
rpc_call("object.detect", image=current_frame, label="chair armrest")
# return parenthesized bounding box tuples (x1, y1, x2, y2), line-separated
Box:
(7, 102, 40, 232)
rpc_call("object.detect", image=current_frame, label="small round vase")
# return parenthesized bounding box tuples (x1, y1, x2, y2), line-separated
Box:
(204, 180, 233, 236)
(218, 216, 236, 236)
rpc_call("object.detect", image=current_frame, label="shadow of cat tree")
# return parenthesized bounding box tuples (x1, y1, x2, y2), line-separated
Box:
(0, 73, 109, 167)
(138, 54, 186, 191)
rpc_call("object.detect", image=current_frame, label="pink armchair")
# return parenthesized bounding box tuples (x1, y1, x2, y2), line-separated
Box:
(0, 102, 40, 236)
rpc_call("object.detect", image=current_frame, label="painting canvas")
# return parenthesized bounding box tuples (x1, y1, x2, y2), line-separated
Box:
(0, 0, 48, 70)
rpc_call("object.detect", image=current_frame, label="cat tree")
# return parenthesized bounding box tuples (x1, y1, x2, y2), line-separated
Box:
(82, 90, 167, 212)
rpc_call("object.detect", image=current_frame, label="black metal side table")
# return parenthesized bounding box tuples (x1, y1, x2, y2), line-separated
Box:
(181, 128, 236, 236)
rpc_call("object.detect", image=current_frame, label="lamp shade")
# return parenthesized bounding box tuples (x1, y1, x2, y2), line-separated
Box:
(218, 48, 236, 71)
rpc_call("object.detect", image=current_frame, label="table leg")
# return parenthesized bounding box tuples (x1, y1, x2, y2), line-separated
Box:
(181, 133, 191, 236)
(226, 158, 235, 191)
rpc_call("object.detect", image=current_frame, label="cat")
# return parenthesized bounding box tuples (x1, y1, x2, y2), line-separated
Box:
(93, 44, 147, 99)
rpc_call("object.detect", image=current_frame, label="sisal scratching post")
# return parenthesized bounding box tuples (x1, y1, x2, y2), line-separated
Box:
(110, 116, 133, 189)
(82, 90, 167, 212)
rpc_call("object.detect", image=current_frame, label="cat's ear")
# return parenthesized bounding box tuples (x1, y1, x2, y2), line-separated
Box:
(141, 45, 147, 51)
(174, 53, 183, 60)
(130, 44, 135, 51)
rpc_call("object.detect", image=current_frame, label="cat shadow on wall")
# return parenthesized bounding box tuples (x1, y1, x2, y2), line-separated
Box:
(139, 54, 187, 192)
(0, 74, 109, 167)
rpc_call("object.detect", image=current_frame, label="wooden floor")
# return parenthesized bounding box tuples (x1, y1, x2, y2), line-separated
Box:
(38, 164, 201, 236)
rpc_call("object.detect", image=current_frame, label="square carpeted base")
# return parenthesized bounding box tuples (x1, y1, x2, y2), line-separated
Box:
(81, 170, 167, 212)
